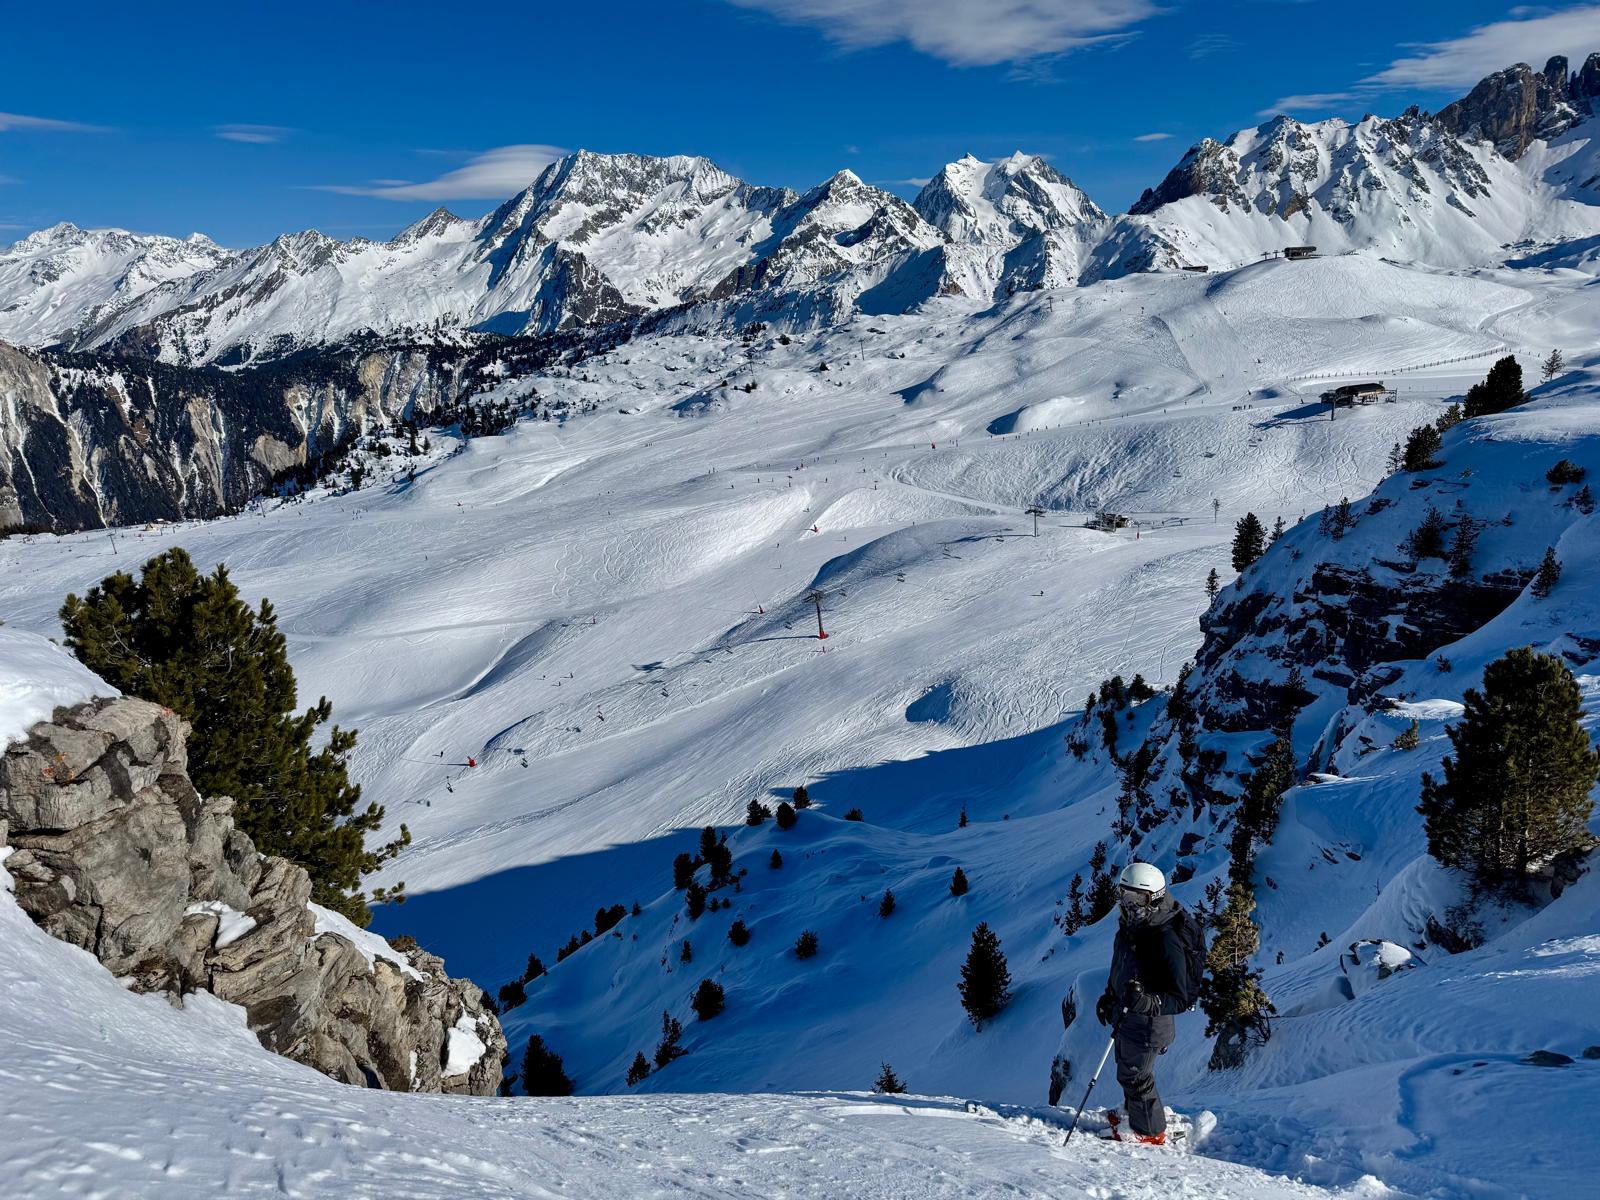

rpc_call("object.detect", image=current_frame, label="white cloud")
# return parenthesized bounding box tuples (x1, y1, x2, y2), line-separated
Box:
(215, 124, 292, 144)
(1361, 5, 1600, 91)
(315, 145, 568, 201)
(0, 112, 109, 133)
(723, 0, 1162, 66)
(1256, 91, 1357, 118)
(1133, 131, 1173, 141)
(1188, 32, 1237, 59)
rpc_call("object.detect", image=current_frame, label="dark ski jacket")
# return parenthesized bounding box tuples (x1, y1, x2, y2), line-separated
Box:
(1103, 894, 1194, 1018)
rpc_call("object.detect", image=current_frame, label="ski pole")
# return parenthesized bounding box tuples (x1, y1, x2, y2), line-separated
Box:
(1062, 1015, 1122, 1148)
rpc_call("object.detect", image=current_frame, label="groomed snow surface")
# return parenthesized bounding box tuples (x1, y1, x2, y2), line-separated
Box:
(3, 254, 1599, 1197)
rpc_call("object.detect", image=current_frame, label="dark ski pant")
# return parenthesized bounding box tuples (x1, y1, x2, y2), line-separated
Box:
(1114, 1013, 1175, 1136)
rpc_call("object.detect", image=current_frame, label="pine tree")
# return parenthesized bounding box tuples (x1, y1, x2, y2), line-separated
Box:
(1270, 516, 1287, 543)
(958, 922, 1013, 1027)
(1386, 441, 1405, 474)
(1531, 548, 1562, 598)
(523, 953, 547, 982)
(1064, 873, 1085, 934)
(1464, 355, 1525, 419)
(1205, 568, 1220, 604)
(1197, 882, 1274, 1070)
(685, 882, 707, 920)
(728, 919, 751, 946)
(1541, 348, 1565, 382)
(1086, 870, 1117, 923)
(873, 1062, 907, 1094)
(792, 785, 811, 808)
(775, 801, 797, 830)
(691, 978, 725, 1021)
(625, 1052, 652, 1086)
(1575, 485, 1595, 515)
(653, 1011, 686, 1068)
(769, 849, 783, 869)
(1418, 648, 1599, 886)
(1447, 517, 1479, 579)
(1231, 513, 1266, 572)
(878, 888, 896, 917)
(844, 807, 865, 821)
(1402, 424, 1443, 472)
(949, 867, 970, 897)
(521, 1034, 575, 1096)
(794, 930, 819, 959)
(745, 799, 772, 826)
(672, 852, 696, 889)
(1328, 497, 1354, 541)
(497, 980, 526, 1010)
(1402, 508, 1449, 561)
(679, 939, 693, 963)
(1392, 720, 1421, 751)
(59, 549, 404, 926)
(958, 808, 968, 828)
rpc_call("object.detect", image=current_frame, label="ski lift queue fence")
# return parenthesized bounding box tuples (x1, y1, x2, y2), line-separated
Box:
(1283, 344, 1513, 386)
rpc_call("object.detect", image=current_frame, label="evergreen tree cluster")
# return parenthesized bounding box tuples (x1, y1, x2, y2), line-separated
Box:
(1463, 355, 1525, 419)
(60, 550, 404, 926)
(1418, 648, 1598, 889)
(521, 1034, 575, 1096)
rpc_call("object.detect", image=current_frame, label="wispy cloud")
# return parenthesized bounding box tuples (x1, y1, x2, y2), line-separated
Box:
(1188, 32, 1237, 59)
(1257, 91, 1357, 117)
(313, 144, 568, 201)
(215, 124, 293, 144)
(722, 0, 1163, 67)
(1261, 5, 1600, 117)
(1133, 131, 1173, 142)
(0, 111, 110, 133)
(1361, 5, 1600, 91)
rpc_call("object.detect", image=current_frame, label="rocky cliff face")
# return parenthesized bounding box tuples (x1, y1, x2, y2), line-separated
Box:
(0, 695, 506, 1095)
(0, 336, 523, 533)
(1435, 54, 1600, 159)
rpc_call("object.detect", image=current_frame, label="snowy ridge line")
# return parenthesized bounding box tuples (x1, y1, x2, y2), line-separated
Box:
(1284, 345, 1513, 384)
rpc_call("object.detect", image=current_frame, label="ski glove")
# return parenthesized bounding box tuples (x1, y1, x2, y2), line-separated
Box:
(1095, 991, 1117, 1026)
(1122, 979, 1160, 1016)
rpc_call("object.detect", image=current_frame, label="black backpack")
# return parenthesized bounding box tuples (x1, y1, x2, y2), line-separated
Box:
(1171, 906, 1207, 1010)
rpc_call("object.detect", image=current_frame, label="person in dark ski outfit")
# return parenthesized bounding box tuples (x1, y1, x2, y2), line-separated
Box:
(1095, 862, 1196, 1144)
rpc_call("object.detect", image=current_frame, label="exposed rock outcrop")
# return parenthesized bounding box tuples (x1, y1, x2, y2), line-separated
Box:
(1435, 54, 1598, 159)
(0, 695, 505, 1095)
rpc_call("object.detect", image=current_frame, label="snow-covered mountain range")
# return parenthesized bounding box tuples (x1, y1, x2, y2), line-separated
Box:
(3, 54, 1599, 369)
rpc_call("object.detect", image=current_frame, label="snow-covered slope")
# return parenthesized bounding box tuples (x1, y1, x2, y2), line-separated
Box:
(1111, 108, 1600, 275)
(0, 223, 236, 348)
(6, 53, 1600, 367)
(0, 868, 1362, 1199)
(4, 221, 1599, 1200)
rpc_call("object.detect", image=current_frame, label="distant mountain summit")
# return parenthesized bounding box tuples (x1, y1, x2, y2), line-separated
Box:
(3, 53, 1600, 365)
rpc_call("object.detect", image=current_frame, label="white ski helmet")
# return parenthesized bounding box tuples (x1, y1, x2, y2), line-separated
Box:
(1118, 862, 1166, 898)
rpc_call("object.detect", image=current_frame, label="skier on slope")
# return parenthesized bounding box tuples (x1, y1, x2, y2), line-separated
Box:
(1094, 863, 1203, 1146)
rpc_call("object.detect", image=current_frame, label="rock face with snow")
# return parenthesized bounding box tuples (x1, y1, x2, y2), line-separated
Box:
(5, 53, 1600, 366)
(0, 338, 501, 531)
(0, 694, 506, 1095)
(913, 153, 1108, 297)
(1435, 55, 1599, 159)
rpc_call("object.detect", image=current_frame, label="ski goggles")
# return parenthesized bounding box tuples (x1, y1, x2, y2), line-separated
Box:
(1118, 885, 1160, 907)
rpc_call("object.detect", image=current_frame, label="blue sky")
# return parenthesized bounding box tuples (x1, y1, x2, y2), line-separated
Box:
(4, 1, 1599, 245)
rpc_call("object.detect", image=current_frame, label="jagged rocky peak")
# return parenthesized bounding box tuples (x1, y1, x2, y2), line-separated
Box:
(1435, 53, 1598, 158)
(392, 207, 470, 246)
(915, 152, 1105, 244)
